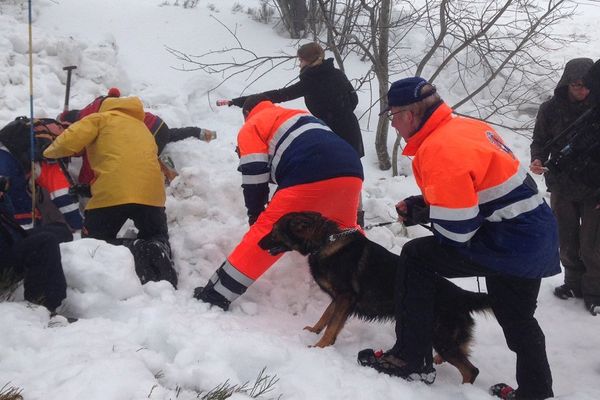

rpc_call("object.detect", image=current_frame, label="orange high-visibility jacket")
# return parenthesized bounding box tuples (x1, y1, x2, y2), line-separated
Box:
(236, 101, 363, 218)
(403, 103, 559, 278)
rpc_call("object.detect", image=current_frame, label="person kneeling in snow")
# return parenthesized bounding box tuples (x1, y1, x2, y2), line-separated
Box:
(0, 117, 83, 231)
(43, 96, 178, 288)
(194, 96, 364, 311)
(1, 177, 71, 313)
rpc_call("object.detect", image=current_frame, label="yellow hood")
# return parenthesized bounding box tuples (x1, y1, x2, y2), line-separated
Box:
(99, 96, 145, 121)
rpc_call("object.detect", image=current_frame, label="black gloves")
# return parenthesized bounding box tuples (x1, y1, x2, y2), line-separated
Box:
(397, 195, 430, 226)
(248, 214, 260, 226)
(68, 184, 92, 198)
(248, 208, 264, 226)
(194, 284, 231, 311)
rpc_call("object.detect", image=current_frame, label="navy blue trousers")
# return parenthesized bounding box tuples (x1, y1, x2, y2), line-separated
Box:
(393, 236, 553, 400)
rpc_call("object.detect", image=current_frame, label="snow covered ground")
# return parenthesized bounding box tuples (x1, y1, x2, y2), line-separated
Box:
(0, 0, 599, 399)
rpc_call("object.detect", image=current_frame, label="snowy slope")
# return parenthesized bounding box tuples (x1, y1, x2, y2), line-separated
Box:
(1, 1, 599, 399)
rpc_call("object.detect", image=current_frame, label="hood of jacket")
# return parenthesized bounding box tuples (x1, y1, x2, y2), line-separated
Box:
(554, 58, 594, 99)
(99, 96, 145, 121)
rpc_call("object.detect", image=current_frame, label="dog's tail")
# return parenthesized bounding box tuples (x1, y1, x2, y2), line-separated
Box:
(459, 289, 492, 315)
(436, 277, 492, 315)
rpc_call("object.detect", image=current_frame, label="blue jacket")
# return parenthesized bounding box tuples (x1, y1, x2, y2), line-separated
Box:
(0, 148, 82, 230)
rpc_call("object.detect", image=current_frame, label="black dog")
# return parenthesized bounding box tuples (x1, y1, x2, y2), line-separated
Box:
(258, 211, 491, 384)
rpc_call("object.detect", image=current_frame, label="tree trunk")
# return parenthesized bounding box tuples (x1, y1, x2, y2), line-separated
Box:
(276, 0, 308, 38)
(391, 134, 401, 176)
(374, 0, 391, 170)
(290, 0, 308, 37)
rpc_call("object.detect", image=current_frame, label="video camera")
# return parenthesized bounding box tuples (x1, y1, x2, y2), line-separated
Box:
(545, 60, 600, 190)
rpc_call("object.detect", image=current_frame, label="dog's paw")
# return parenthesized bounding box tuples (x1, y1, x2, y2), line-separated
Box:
(433, 354, 445, 365)
(312, 338, 335, 348)
(303, 325, 322, 334)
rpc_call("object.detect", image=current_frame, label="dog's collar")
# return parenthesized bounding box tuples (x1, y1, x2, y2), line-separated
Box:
(328, 228, 360, 242)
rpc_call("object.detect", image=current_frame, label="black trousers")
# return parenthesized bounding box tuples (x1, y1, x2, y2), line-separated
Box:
(2, 223, 71, 311)
(83, 204, 169, 246)
(393, 236, 553, 400)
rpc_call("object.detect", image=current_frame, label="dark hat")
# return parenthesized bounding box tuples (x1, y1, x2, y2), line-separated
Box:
(242, 94, 270, 119)
(380, 77, 436, 115)
(57, 109, 80, 124)
(297, 42, 325, 64)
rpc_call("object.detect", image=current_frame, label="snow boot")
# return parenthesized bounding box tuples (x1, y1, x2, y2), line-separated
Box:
(133, 240, 178, 288)
(193, 284, 231, 311)
(553, 284, 582, 300)
(584, 299, 599, 316)
(489, 383, 516, 400)
(357, 349, 436, 384)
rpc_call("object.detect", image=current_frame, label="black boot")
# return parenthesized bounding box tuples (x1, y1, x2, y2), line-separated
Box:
(132, 240, 178, 288)
(357, 349, 436, 384)
(194, 283, 231, 311)
(553, 284, 582, 300)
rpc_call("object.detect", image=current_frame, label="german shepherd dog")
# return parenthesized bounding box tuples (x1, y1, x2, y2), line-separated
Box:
(258, 211, 492, 384)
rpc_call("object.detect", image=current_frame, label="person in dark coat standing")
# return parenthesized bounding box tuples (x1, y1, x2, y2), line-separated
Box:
(530, 57, 600, 316)
(221, 42, 364, 158)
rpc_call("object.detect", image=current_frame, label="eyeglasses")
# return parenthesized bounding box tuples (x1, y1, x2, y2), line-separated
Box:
(569, 82, 586, 89)
(386, 109, 411, 121)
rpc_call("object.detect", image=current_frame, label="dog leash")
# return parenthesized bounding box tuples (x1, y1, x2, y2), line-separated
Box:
(328, 227, 361, 242)
(364, 220, 433, 232)
(364, 221, 395, 230)
(363, 219, 483, 293)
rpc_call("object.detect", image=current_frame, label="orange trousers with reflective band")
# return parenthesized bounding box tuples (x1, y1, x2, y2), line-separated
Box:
(228, 176, 363, 280)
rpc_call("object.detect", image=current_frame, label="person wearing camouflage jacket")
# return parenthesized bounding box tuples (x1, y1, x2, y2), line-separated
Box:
(530, 57, 600, 316)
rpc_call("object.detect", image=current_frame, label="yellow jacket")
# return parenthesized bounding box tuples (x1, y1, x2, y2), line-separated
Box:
(44, 96, 165, 210)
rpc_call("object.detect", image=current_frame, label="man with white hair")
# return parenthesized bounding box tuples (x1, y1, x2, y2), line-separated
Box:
(358, 77, 559, 400)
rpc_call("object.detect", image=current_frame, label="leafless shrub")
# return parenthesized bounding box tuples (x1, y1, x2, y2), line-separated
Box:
(0, 383, 23, 400)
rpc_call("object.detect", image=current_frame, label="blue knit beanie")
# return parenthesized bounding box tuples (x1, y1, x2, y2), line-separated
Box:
(381, 77, 436, 115)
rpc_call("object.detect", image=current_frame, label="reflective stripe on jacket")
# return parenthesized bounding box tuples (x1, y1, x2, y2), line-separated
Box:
(237, 101, 363, 217)
(0, 149, 82, 229)
(404, 102, 560, 278)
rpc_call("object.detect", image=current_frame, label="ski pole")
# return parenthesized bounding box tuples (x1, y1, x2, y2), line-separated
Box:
(27, 0, 36, 225)
(62, 65, 77, 113)
(59, 66, 80, 196)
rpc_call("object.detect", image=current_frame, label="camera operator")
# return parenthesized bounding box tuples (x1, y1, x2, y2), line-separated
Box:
(530, 57, 600, 316)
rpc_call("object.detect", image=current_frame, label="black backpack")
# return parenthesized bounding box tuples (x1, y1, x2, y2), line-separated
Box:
(0, 117, 64, 172)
